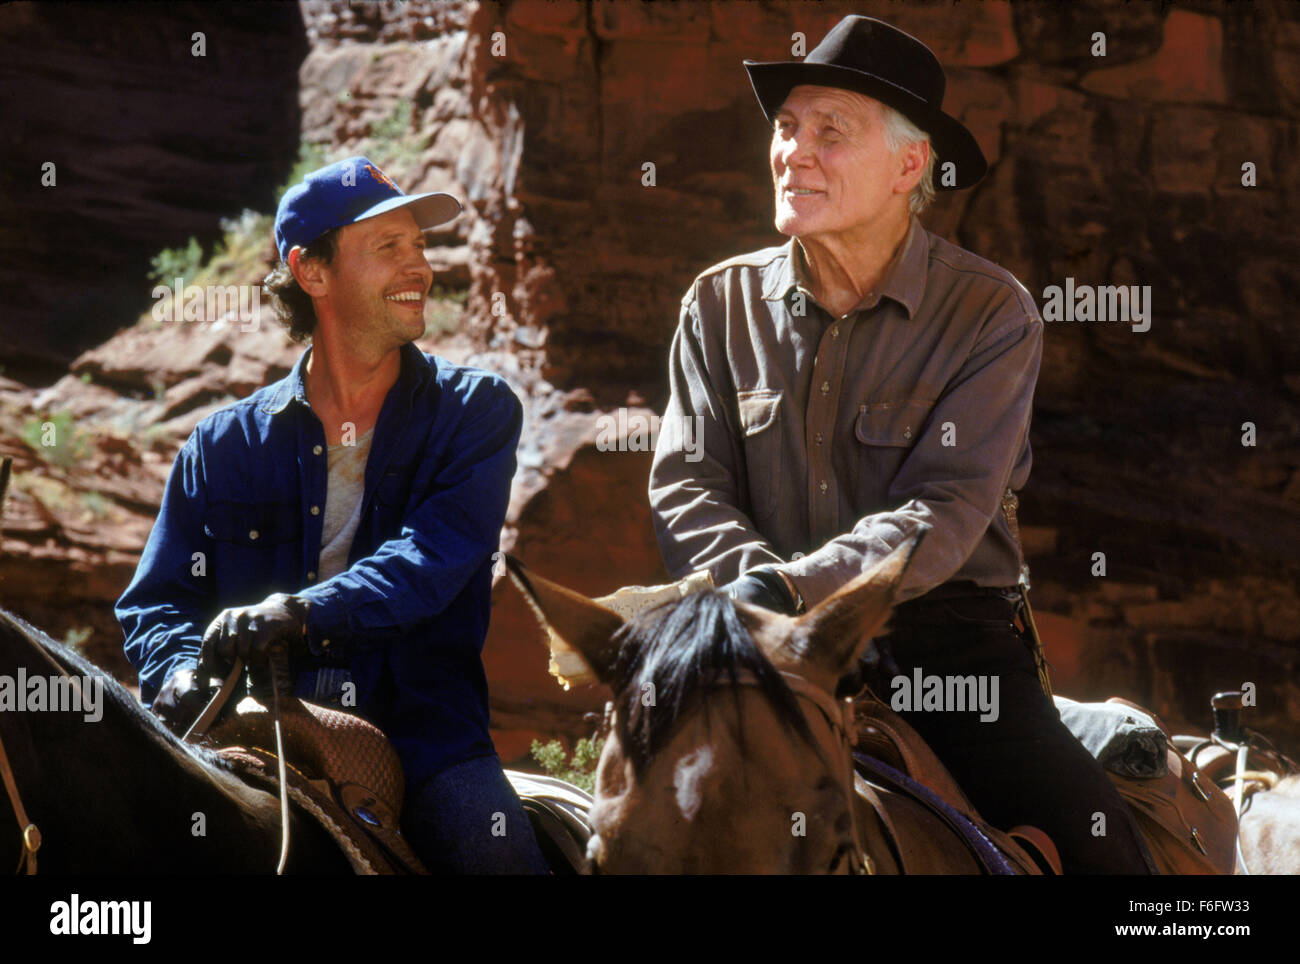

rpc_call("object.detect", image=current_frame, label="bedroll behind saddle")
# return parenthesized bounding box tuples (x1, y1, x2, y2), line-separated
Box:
(855, 691, 1239, 875)
(1099, 699, 1237, 874)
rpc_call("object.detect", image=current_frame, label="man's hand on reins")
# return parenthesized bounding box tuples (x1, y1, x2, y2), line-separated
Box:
(200, 593, 309, 671)
(722, 567, 802, 616)
(152, 666, 208, 735)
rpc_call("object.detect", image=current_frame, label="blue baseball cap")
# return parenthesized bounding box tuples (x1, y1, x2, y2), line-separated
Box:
(273, 155, 461, 262)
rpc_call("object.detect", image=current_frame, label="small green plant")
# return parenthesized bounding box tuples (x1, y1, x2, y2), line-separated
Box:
(366, 99, 424, 171)
(79, 490, 112, 520)
(371, 98, 411, 144)
(148, 237, 204, 286)
(530, 736, 604, 794)
(12, 472, 75, 513)
(431, 285, 469, 304)
(142, 423, 174, 449)
(427, 286, 469, 337)
(62, 626, 93, 651)
(20, 412, 92, 469)
(277, 141, 329, 200)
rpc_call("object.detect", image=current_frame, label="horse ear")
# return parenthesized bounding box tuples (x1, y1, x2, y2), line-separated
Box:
(794, 530, 926, 677)
(504, 555, 626, 687)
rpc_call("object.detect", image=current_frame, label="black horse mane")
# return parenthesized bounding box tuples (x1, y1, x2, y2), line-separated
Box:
(0, 608, 234, 774)
(608, 590, 814, 776)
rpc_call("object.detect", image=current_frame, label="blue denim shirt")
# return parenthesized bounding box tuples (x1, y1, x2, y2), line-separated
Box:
(116, 342, 523, 784)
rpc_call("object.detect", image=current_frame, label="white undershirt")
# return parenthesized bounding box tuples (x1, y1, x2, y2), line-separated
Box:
(316, 427, 374, 581)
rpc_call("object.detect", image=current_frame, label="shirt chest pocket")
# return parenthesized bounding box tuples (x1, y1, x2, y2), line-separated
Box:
(737, 389, 782, 521)
(853, 399, 931, 503)
(375, 462, 418, 512)
(203, 501, 302, 547)
(854, 399, 932, 447)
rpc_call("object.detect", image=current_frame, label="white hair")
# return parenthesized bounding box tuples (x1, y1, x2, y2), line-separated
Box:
(879, 104, 937, 215)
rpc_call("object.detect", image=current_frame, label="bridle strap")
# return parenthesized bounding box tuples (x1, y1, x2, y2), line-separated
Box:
(0, 730, 39, 874)
(726, 669, 872, 874)
(0, 458, 38, 874)
(0, 634, 69, 875)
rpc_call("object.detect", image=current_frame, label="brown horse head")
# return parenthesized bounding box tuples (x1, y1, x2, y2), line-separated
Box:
(507, 534, 922, 873)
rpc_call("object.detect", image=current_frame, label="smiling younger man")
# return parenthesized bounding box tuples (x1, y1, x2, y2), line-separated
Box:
(117, 156, 548, 873)
(649, 18, 1153, 873)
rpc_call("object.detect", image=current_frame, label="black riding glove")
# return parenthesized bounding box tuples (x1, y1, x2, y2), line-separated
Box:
(151, 666, 208, 735)
(200, 592, 309, 671)
(721, 567, 801, 616)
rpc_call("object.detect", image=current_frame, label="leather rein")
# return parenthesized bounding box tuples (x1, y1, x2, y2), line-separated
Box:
(0, 457, 41, 874)
(588, 667, 872, 875)
(0, 646, 294, 875)
(185, 651, 295, 875)
(1, 631, 74, 874)
(770, 669, 874, 875)
(1, 725, 41, 874)
(696, 668, 874, 874)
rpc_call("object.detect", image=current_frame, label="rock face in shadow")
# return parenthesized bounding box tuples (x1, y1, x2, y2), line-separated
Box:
(2, 1, 1298, 762)
(0, 1, 307, 379)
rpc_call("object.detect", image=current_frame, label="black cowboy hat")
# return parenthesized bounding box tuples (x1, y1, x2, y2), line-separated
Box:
(744, 15, 987, 190)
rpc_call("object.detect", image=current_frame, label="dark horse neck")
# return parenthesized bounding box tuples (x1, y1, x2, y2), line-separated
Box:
(0, 610, 351, 873)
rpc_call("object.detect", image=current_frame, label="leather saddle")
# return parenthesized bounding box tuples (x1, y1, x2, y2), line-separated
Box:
(851, 693, 1063, 874)
(202, 695, 591, 874)
(852, 691, 1240, 875)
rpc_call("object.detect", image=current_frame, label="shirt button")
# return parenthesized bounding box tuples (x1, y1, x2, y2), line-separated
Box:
(313, 445, 323, 456)
(311, 505, 321, 516)
(307, 571, 317, 581)
(831, 325, 839, 338)
(321, 638, 331, 649)
(248, 529, 259, 540)
(815, 433, 823, 445)
(820, 380, 830, 394)
(819, 480, 828, 493)
(903, 427, 913, 440)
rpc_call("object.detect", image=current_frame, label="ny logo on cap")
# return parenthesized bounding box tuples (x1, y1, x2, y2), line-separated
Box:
(365, 164, 398, 192)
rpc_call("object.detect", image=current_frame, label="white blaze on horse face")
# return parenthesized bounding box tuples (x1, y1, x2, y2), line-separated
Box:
(673, 745, 715, 822)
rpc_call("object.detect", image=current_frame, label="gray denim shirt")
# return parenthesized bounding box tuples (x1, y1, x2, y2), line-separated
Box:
(648, 218, 1044, 608)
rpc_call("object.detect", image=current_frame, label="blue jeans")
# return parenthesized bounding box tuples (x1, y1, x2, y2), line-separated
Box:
(400, 754, 551, 874)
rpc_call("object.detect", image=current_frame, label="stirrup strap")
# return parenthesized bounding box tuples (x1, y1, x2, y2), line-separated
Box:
(0, 730, 39, 874)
